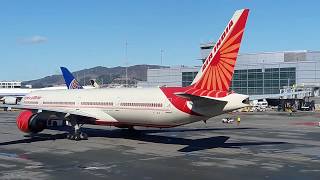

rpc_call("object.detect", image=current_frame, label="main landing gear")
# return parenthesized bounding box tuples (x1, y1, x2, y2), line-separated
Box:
(66, 129, 88, 141)
(66, 116, 88, 141)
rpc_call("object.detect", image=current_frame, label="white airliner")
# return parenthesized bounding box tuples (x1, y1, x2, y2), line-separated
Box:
(4, 9, 250, 140)
(0, 86, 68, 105)
(0, 67, 95, 105)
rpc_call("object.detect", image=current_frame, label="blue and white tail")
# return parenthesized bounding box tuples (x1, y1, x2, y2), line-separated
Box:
(60, 67, 83, 89)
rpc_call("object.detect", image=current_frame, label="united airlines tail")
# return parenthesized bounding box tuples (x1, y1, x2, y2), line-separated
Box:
(190, 9, 249, 92)
(60, 67, 83, 89)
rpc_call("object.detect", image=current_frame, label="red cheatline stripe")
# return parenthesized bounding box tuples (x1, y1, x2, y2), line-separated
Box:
(292, 122, 320, 126)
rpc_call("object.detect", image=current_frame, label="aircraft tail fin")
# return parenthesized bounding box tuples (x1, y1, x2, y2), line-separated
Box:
(60, 67, 83, 89)
(190, 9, 249, 92)
(90, 79, 100, 88)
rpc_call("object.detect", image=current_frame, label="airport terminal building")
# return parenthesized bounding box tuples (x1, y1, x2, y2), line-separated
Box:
(0, 81, 22, 88)
(139, 43, 320, 97)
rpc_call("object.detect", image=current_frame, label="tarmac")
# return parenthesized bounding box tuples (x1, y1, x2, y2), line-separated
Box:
(0, 111, 319, 180)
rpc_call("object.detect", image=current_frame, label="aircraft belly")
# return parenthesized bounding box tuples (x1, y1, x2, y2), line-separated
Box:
(105, 105, 203, 127)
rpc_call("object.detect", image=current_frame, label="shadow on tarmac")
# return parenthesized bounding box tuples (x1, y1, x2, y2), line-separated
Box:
(0, 133, 67, 146)
(130, 127, 258, 134)
(83, 128, 287, 152)
(0, 127, 287, 152)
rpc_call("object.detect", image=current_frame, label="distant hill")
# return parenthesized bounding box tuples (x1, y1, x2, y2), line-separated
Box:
(22, 65, 167, 88)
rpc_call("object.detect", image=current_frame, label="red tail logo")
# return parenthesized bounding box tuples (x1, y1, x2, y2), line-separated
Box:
(192, 9, 249, 92)
(161, 9, 250, 115)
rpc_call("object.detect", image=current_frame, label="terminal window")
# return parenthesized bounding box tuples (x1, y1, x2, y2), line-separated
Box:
(182, 72, 198, 87)
(231, 67, 296, 95)
(181, 67, 296, 95)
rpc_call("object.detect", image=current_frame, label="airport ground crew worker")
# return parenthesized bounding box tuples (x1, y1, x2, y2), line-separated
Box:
(288, 108, 292, 116)
(237, 116, 241, 126)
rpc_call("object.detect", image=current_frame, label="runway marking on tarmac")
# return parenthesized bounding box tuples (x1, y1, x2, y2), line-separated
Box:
(291, 122, 320, 127)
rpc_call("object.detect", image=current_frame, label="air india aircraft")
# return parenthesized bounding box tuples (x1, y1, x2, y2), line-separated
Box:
(6, 9, 250, 140)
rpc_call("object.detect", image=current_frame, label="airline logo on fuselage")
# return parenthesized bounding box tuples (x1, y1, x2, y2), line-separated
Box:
(202, 20, 234, 71)
(24, 96, 41, 100)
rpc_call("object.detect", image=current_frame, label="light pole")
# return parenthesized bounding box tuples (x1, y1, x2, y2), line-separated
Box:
(125, 41, 128, 87)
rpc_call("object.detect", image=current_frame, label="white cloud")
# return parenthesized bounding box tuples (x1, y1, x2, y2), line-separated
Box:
(19, 35, 48, 44)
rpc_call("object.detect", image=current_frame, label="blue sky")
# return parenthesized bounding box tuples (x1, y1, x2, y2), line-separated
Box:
(0, 0, 319, 80)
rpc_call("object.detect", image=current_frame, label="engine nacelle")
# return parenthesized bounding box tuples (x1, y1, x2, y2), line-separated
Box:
(16, 110, 47, 133)
(3, 96, 18, 105)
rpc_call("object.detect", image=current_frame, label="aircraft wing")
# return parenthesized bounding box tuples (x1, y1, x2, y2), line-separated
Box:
(0, 104, 117, 122)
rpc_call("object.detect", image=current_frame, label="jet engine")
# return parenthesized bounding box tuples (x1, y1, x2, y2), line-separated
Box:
(16, 110, 47, 133)
(2, 96, 18, 105)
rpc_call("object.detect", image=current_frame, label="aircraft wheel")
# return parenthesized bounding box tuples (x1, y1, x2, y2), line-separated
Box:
(74, 134, 81, 141)
(80, 132, 88, 140)
(71, 134, 76, 140)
